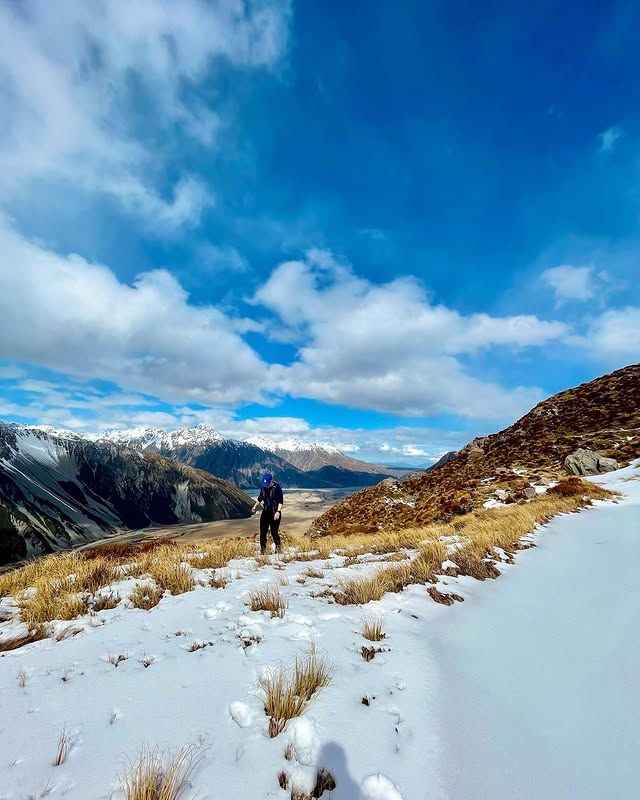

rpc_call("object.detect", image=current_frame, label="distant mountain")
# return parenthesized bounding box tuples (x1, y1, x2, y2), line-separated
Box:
(0, 424, 252, 564)
(245, 435, 389, 474)
(311, 364, 640, 537)
(427, 451, 457, 471)
(98, 426, 391, 489)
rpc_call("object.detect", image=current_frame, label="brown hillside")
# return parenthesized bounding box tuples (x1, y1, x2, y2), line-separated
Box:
(310, 364, 640, 537)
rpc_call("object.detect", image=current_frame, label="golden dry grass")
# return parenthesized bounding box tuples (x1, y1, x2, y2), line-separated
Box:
(120, 744, 202, 800)
(53, 727, 71, 767)
(361, 614, 386, 641)
(17, 586, 91, 626)
(261, 651, 332, 737)
(92, 592, 121, 612)
(185, 538, 255, 570)
(147, 560, 194, 595)
(248, 585, 287, 618)
(130, 583, 164, 611)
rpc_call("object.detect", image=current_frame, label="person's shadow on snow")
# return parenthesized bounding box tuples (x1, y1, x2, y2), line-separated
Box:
(317, 742, 360, 799)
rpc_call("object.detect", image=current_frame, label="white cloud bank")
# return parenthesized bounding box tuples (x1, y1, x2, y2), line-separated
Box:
(0, 0, 290, 228)
(256, 250, 568, 419)
(0, 218, 267, 405)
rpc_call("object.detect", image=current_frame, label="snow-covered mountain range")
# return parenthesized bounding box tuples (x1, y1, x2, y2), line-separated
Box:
(0, 424, 252, 563)
(92, 425, 392, 488)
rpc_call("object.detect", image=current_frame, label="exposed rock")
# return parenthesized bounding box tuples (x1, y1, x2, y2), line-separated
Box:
(521, 487, 537, 500)
(494, 489, 511, 502)
(564, 448, 619, 476)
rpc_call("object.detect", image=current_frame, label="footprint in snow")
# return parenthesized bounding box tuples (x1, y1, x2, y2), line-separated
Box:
(229, 701, 254, 728)
(360, 773, 405, 800)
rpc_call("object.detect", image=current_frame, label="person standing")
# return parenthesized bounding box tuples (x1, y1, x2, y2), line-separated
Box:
(251, 472, 284, 554)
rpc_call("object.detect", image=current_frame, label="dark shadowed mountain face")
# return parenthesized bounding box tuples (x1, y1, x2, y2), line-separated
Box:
(0, 425, 252, 564)
(98, 427, 391, 489)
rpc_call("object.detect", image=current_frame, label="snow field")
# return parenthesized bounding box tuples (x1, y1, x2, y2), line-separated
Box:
(1, 462, 637, 799)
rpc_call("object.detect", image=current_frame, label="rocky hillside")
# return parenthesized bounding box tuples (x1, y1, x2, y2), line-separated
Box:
(0, 425, 252, 564)
(311, 364, 640, 537)
(98, 426, 390, 489)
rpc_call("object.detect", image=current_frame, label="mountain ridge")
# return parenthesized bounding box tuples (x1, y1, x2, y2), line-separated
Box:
(0, 424, 252, 564)
(310, 364, 640, 537)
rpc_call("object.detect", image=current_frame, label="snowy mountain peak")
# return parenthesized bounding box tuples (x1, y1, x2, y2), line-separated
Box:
(98, 424, 224, 452)
(18, 424, 83, 441)
(245, 435, 342, 455)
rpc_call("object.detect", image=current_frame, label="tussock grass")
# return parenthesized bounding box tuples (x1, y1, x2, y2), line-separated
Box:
(261, 651, 332, 737)
(335, 573, 388, 605)
(209, 571, 230, 589)
(0, 624, 48, 652)
(361, 614, 386, 641)
(186, 538, 254, 570)
(248, 585, 287, 618)
(147, 560, 194, 595)
(120, 743, 202, 800)
(130, 584, 164, 611)
(18, 586, 90, 626)
(92, 592, 121, 611)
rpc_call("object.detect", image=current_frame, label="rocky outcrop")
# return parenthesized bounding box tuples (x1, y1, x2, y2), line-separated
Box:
(564, 448, 619, 476)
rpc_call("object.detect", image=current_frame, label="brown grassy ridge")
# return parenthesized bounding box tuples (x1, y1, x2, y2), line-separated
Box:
(330, 478, 612, 604)
(310, 364, 639, 538)
(0, 478, 614, 628)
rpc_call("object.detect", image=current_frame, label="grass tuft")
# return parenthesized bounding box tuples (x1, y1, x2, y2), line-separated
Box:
(261, 651, 332, 737)
(120, 743, 202, 800)
(53, 726, 71, 766)
(361, 614, 386, 641)
(130, 583, 164, 611)
(248, 585, 287, 618)
(92, 592, 121, 612)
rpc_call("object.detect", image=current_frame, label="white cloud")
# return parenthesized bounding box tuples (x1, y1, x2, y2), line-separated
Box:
(598, 126, 623, 153)
(255, 251, 567, 419)
(541, 264, 599, 303)
(582, 306, 640, 363)
(380, 443, 429, 458)
(0, 218, 267, 406)
(0, 0, 290, 228)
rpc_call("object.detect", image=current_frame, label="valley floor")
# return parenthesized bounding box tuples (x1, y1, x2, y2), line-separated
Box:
(0, 466, 638, 799)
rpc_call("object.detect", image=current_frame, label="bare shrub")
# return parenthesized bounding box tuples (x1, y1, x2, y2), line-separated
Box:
(248, 585, 287, 618)
(120, 743, 202, 800)
(130, 583, 164, 611)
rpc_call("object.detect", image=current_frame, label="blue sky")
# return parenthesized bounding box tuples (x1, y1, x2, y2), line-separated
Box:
(0, 1, 638, 465)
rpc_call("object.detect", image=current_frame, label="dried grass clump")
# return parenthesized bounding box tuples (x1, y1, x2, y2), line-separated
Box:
(120, 743, 202, 800)
(335, 573, 386, 605)
(303, 567, 324, 579)
(248, 585, 287, 618)
(18, 585, 91, 626)
(147, 560, 194, 596)
(130, 583, 164, 611)
(53, 726, 71, 766)
(186, 538, 254, 570)
(261, 651, 332, 737)
(361, 614, 386, 641)
(92, 592, 121, 612)
(0, 624, 48, 652)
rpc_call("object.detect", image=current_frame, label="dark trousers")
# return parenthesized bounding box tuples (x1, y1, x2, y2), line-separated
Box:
(260, 510, 281, 553)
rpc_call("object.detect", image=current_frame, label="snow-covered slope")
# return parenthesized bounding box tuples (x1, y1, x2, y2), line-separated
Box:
(0, 424, 252, 563)
(0, 464, 637, 798)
